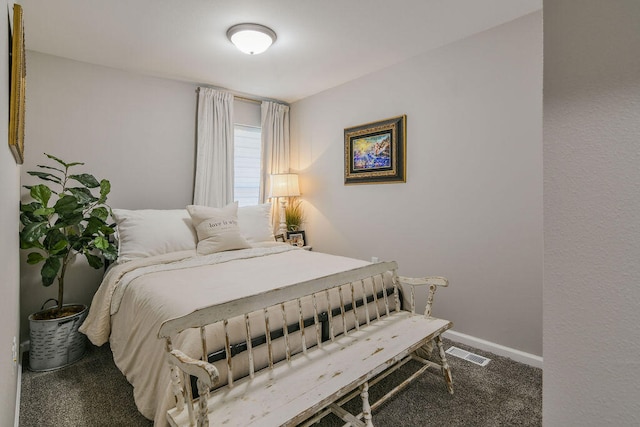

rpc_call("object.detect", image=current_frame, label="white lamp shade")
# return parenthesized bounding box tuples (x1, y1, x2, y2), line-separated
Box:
(227, 23, 276, 55)
(269, 174, 300, 198)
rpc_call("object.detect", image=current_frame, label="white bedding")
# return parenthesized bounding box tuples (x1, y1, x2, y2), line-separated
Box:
(79, 245, 384, 426)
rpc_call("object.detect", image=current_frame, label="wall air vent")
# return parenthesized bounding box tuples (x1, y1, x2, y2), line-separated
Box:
(445, 346, 491, 366)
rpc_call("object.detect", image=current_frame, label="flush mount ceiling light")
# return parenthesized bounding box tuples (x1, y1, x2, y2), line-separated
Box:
(227, 23, 277, 55)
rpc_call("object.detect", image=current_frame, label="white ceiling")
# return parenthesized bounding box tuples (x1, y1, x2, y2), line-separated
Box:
(20, 0, 541, 103)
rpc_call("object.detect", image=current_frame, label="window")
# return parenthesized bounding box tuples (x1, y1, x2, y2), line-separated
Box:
(234, 124, 262, 206)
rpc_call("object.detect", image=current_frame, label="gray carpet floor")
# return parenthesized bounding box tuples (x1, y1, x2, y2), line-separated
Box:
(19, 339, 541, 426)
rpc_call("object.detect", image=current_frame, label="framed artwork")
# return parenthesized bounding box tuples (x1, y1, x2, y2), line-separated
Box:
(344, 115, 406, 185)
(286, 230, 306, 247)
(8, 4, 26, 164)
(274, 233, 286, 242)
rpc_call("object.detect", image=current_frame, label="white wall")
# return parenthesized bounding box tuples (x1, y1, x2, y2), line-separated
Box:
(235, 98, 261, 128)
(24, 52, 198, 209)
(544, 1, 640, 425)
(20, 52, 198, 340)
(1, 2, 22, 423)
(291, 12, 542, 355)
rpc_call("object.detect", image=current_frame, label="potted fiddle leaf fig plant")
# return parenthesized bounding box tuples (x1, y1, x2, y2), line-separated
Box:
(19, 153, 118, 371)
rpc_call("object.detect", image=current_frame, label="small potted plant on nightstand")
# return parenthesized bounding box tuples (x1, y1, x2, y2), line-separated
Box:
(285, 198, 310, 249)
(285, 197, 304, 232)
(19, 153, 118, 371)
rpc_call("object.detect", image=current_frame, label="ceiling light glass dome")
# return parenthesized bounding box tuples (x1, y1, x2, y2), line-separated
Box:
(227, 23, 277, 55)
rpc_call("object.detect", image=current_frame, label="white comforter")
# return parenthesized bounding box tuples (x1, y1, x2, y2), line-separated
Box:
(79, 245, 372, 426)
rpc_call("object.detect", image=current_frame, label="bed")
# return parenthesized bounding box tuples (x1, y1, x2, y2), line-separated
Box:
(79, 204, 395, 426)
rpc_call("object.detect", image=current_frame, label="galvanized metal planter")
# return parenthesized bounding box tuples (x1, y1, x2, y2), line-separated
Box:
(28, 304, 88, 372)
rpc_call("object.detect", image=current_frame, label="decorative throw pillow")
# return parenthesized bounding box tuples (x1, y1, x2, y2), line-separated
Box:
(112, 209, 197, 262)
(187, 202, 251, 255)
(238, 203, 274, 243)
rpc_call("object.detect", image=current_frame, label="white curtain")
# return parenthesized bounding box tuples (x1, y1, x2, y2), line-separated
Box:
(193, 88, 234, 207)
(259, 101, 290, 232)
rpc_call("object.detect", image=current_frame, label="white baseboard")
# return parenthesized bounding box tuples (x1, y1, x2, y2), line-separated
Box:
(14, 345, 25, 427)
(442, 330, 543, 369)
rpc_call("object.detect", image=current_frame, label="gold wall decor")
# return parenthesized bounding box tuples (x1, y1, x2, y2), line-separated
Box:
(8, 4, 26, 164)
(344, 115, 406, 185)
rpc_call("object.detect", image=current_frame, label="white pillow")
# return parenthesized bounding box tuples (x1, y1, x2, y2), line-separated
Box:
(238, 203, 274, 243)
(112, 209, 197, 262)
(187, 202, 251, 255)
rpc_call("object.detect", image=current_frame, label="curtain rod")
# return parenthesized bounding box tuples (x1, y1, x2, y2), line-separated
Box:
(195, 86, 287, 105)
(234, 95, 261, 104)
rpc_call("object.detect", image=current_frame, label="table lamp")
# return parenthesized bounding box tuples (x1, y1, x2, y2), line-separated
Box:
(269, 173, 300, 235)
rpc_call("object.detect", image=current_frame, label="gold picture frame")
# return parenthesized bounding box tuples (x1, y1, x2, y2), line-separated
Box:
(344, 115, 406, 185)
(8, 4, 26, 164)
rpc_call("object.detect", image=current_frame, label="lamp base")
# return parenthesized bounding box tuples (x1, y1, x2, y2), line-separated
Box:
(278, 198, 287, 236)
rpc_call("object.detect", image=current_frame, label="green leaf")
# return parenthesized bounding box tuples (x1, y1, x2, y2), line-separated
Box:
(102, 245, 118, 262)
(41, 257, 61, 287)
(19, 202, 40, 214)
(68, 187, 97, 205)
(33, 207, 55, 217)
(90, 207, 109, 222)
(55, 213, 83, 228)
(54, 195, 79, 214)
(50, 240, 68, 255)
(20, 239, 43, 250)
(30, 184, 52, 207)
(20, 222, 48, 243)
(98, 179, 111, 203)
(100, 224, 116, 236)
(84, 253, 103, 269)
(36, 164, 65, 174)
(27, 171, 62, 185)
(20, 213, 35, 227)
(93, 236, 109, 250)
(70, 236, 91, 252)
(69, 173, 100, 188)
(44, 232, 68, 255)
(21, 203, 48, 226)
(45, 153, 84, 169)
(44, 153, 68, 168)
(83, 217, 103, 235)
(43, 228, 66, 249)
(26, 252, 45, 264)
